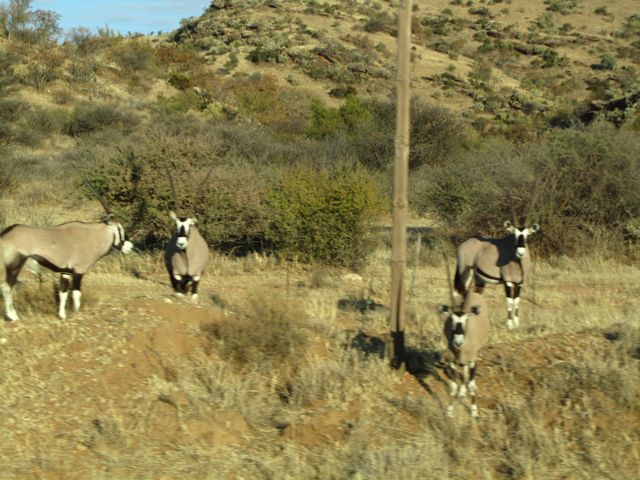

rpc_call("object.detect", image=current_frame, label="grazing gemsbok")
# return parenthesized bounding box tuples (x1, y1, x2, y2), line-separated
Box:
(440, 291, 490, 418)
(455, 221, 540, 329)
(163, 165, 212, 303)
(164, 211, 209, 302)
(0, 215, 133, 321)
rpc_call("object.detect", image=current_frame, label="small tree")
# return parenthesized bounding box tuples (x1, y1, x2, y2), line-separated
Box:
(0, 0, 31, 40)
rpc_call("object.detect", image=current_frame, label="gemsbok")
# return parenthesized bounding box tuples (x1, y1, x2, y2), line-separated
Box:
(165, 211, 209, 303)
(0, 216, 133, 321)
(163, 164, 212, 303)
(455, 221, 540, 329)
(440, 291, 490, 418)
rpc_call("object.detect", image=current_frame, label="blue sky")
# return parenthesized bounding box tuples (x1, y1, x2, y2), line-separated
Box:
(31, 1, 211, 36)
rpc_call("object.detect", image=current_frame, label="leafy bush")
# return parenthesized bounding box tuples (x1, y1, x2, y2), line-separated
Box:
(305, 96, 372, 139)
(544, 0, 579, 14)
(412, 122, 640, 257)
(600, 54, 616, 70)
(64, 102, 140, 136)
(265, 165, 385, 268)
(247, 41, 287, 64)
(108, 40, 156, 76)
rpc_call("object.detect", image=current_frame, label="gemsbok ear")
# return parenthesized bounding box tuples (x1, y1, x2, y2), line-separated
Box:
(503, 220, 513, 231)
(470, 305, 481, 315)
(530, 223, 540, 233)
(169, 211, 178, 221)
(438, 305, 450, 314)
(191, 216, 198, 224)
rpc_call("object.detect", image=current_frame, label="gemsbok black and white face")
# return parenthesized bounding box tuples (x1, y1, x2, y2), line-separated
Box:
(439, 304, 482, 349)
(504, 221, 540, 259)
(170, 211, 197, 250)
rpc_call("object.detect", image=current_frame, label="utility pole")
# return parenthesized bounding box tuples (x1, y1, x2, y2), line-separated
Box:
(390, 0, 412, 369)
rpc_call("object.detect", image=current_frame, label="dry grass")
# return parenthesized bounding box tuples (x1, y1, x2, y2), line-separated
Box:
(0, 243, 638, 479)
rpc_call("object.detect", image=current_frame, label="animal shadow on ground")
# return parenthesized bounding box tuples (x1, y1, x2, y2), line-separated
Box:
(347, 331, 453, 412)
(338, 295, 387, 314)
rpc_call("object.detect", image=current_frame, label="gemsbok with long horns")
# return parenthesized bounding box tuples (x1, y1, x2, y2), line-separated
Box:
(440, 291, 490, 418)
(164, 165, 212, 303)
(0, 215, 133, 321)
(455, 221, 540, 329)
(165, 211, 209, 302)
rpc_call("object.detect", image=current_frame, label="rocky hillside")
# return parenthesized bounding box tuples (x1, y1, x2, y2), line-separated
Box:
(170, 0, 640, 132)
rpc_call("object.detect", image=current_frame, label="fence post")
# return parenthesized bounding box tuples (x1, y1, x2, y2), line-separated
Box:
(390, 0, 413, 369)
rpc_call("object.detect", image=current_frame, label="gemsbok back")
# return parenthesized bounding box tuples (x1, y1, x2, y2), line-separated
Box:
(440, 291, 490, 418)
(455, 221, 540, 329)
(0, 216, 132, 321)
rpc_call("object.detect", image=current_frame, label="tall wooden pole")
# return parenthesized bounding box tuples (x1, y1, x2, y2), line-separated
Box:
(390, 0, 412, 369)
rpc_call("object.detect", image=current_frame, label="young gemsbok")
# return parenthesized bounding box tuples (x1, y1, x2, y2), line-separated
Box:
(0, 215, 133, 321)
(439, 291, 490, 418)
(164, 211, 209, 303)
(455, 221, 540, 329)
(164, 164, 212, 303)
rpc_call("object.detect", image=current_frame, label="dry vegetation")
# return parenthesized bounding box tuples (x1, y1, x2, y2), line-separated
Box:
(0, 241, 638, 479)
(0, 0, 639, 478)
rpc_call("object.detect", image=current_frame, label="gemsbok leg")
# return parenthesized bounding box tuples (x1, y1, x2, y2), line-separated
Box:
(2, 257, 25, 321)
(190, 275, 201, 303)
(504, 282, 521, 329)
(446, 362, 458, 417)
(72, 274, 83, 312)
(467, 361, 479, 418)
(446, 362, 469, 417)
(58, 273, 72, 319)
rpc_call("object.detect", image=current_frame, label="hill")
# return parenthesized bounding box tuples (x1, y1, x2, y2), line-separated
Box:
(171, 0, 640, 132)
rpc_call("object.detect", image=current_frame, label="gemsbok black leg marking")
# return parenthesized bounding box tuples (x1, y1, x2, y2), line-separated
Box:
(72, 274, 83, 312)
(58, 273, 71, 319)
(468, 362, 479, 418)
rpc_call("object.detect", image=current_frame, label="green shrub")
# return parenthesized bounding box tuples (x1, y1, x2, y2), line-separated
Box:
(306, 96, 372, 139)
(153, 91, 203, 115)
(23, 106, 67, 135)
(412, 122, 640, 257)
(247, 42, 287, 64)
(544, 0, 579, 14)
(109, 40, 156, 76)
(265, 165, 385, 268)
(600, 54, 616, 70)
(65, 102, 140, 136)
(80, 122, 271, 250)
(0, 98, 30, 122)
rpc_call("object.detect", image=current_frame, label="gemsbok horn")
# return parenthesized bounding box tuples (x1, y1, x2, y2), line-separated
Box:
(0, 183, 132, 320)
(454, 220, 540, 329)
(439, 291, 490, 419)
(164, 164, 212, 303)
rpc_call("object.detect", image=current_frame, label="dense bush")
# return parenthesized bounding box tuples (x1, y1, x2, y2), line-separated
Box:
(265, 165, 385, 268)
(412, 122, 640, 257)
(65, 102, 140, 136)
(81, 120, 386, 267)
(312, 97, 470, 172)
